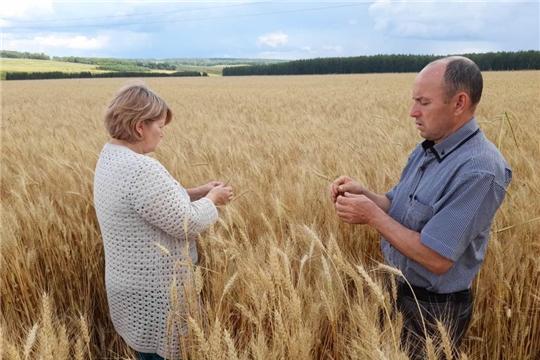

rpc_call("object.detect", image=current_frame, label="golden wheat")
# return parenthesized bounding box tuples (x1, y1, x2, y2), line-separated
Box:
(1, 72, 539, 359)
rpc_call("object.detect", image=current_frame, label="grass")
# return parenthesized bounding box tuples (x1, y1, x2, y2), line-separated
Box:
(0, 58, 105, 80)
(1, 72, 539, 359)
(173, 64, 230, 76)
(0, 58, 224, 79)
(1, 58, 99, 72)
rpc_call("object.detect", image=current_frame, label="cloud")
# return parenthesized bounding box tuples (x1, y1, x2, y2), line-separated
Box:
(4, 34, 109, 51)
(2, 0, 54, 20)
(257, 50, 305, 60)
(2, 0, 55, 27)
(300, 46, 318, 55)
(369, 0, 482, 39)
(257, 32, 288, 48)
(1, 1, 535, 59)
(322, 45, 343, 53)
(429, 41, 501, 55)
(2, 30, 153, 57)
(368, 0, 533, 41)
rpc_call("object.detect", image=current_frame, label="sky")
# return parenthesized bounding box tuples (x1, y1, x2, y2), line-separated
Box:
(1, 0, 539, 60)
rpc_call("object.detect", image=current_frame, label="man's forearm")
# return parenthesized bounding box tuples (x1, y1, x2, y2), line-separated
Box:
(369, 208, 453, 275)
(362, 189, 392, 213)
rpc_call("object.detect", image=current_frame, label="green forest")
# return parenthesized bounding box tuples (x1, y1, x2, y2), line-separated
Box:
(1, 50, 50, 60)
(5, 71, 206, 81)
(222, 51, 540, 76)
(3, 50, 539, 80)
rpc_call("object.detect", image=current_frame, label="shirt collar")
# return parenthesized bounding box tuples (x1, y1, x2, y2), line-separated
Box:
(421, 118, 480, 162)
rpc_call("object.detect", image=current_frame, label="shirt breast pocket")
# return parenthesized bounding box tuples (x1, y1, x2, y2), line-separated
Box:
(403, 199, 434, 232)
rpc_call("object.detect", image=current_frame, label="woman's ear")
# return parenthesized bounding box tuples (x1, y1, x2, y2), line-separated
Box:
(135, 121, 145, 140)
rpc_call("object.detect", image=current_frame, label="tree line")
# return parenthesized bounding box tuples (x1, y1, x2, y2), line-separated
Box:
(53, 56, 178, 71)
(160, 58, 288, 66)
(96, 64, 152, 72)
(5, 71, 208, 81)
(222, 51, 540, 76)
(1, 50, 50, 60)
(1, 50, 285, 70)
(1, 51, 177, 70)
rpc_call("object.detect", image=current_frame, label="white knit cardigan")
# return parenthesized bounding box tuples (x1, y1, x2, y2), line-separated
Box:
(93, 143, 218, 359)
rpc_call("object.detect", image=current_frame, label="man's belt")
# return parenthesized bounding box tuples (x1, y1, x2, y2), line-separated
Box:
(398, 282, 472, 303)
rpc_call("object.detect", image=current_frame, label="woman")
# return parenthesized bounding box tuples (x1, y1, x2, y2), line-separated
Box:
(93, 81, 233, 360)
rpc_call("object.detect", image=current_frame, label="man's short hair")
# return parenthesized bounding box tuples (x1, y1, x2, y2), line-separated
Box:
(442, 57, 483, 106)
(104, 81, 172, 142)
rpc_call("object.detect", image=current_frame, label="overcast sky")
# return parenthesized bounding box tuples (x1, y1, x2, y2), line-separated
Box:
(2, 0, 539, 60)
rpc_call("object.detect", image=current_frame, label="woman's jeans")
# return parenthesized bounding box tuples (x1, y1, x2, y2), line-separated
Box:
(136, 352, 165, 360)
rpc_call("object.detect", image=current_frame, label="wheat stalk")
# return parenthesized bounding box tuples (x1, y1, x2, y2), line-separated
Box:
(80, 314, 93, 360)
(22, 323, 38, 360)
(2, 72, 538, 360)
(436, 320, 454, 360)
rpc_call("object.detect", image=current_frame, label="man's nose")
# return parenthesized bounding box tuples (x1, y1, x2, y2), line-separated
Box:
(410, 104, 420, 118)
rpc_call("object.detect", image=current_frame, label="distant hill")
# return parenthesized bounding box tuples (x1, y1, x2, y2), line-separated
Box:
(0, 58, 236, 78)
(167, 64, 226, 76)
(158, 58, 288, 67)
(158, 58, 288, 76)
(0, 58, 104, 80)
(1, 50, 288, 78)
(0, 58, 210, 80)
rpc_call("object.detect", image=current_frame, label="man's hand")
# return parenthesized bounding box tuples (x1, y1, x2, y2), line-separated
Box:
(335, 192, 379, 224)
(330, 176, 363, 203)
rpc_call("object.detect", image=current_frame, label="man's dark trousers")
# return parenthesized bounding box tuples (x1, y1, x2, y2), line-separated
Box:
(397, 283, 474, 360)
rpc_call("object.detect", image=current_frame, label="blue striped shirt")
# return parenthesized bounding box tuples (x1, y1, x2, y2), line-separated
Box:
(383, 118, 512, 293)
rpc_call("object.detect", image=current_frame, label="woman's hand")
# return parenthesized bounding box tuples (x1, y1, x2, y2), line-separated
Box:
(199, 181, 224, 197)
(188, 181, 223, 201)
(206, 185, 234, 206)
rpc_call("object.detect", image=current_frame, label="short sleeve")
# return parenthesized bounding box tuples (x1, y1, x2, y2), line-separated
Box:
(386, 184, 397, 202)
(420, 172, 507, 261)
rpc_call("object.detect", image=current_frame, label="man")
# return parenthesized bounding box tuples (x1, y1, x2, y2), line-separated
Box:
(330, 56, 512, 359)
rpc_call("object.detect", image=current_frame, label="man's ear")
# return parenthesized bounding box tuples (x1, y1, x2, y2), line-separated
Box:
(454, 92, 469, 115)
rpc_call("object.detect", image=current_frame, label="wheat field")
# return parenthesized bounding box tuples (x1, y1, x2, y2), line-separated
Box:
(1, 72, 539, 359)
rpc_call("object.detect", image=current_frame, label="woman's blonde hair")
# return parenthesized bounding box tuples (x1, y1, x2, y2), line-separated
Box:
(104, 81, 172, 142)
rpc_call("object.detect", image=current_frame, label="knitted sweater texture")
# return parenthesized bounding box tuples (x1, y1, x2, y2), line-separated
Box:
(93, 143, 218, 359)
